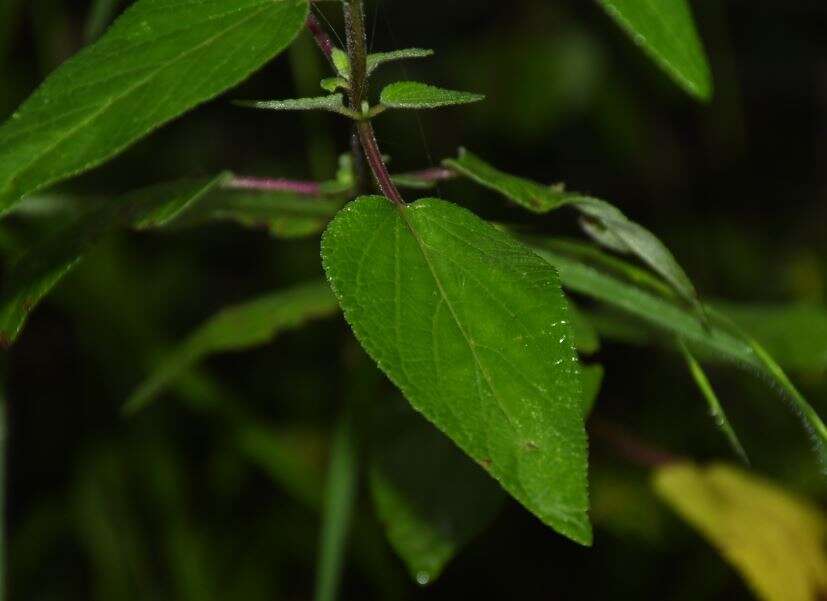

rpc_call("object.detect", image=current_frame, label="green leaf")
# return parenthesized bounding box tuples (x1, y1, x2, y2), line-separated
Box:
(444, 148, 569, 213)
(366, 48, 434, 76)
(596, 0, 713, 101)
(369, 399, 505, 585)
(314, 415, 357, 601)
(714, 302, 827, 373)
(446, 149, 699, 308)
(0, 0, 309, 215)
(0, 175, 228, 346)
(379, 82, 485, 110)
(653, 463, 827, 601)
(235, 94, 352, 116)
(533, 242, 827, 468)
(125, 281, 338, 413)
(679, 341, 749, 464)
(331, 47, 350, 78)
(580, 364, 604, 418)
(320, 77, 349, 93)
(322, 196, 591, 545)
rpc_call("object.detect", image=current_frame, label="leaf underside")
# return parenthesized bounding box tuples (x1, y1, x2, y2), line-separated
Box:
(596, 0, 713, 101)
(322, 196, 591, 545)
(0, 0, 309, 214)
(370, 398, 505, 584)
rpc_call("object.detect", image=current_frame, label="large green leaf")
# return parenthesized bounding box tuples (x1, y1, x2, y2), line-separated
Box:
(595, 0, 712, 101)
(369, 399, 505, 585)
(445, 148, 699, 308)
(322, 196, 591, 545)
(0, 0, 309, 214)
(125, 281, 338, 413)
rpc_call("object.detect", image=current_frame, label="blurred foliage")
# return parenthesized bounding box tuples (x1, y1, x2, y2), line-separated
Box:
(1, 0, 826, 600)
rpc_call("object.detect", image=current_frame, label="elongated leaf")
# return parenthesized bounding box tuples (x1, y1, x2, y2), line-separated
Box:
(0, 0, 309, 214)
(236, 94, 349, 115)
(0, 175, 229, 345)
(533, 242, 827, 467)
(446, 149, 699, 307)
(370, 399, 505, 585)
(679, 341, 748, 464)
(444, 149, 569, 213)
(596, 0, 712, 101)
(715, 302, 827, 374)
(366, 48, 434, 76)
(322, 196, 591, 545)
(192, 188, 343, 239)
(380, 82, 484, 110)
(654, 463, 827, 601)
(315, 415, 357, 601)
(125, 281, 338, 413)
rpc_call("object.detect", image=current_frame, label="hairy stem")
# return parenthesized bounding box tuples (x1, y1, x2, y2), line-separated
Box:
(343, 0, 405, 205)
(306, 12, 334, 64)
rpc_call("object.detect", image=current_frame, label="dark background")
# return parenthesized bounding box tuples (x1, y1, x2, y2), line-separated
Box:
(1, 1, 826, 599)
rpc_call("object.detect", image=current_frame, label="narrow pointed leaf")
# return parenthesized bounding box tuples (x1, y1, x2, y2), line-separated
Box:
(596, 0, 713, 101)
(444, 148, 569, 213)
(0, 0, 309, 215)
(236, 94, 348, 115)
(654, 463, 827, 601)
(314, 415, 357, 601)
(322, 196, 591, 545)
(447, 149, 699, 308)
(714, 302, 827, 373)
(366, 48, 434, 76)
(380, 82, 484, 110)
(533, 242, 827, 468)
(680, 341, 749, 464)
(125, 281, 338, 413)
(370, 399, 505, 585)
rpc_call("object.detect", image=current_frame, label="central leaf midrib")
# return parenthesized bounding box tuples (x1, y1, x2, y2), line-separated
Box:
(398, 205, 525, 449)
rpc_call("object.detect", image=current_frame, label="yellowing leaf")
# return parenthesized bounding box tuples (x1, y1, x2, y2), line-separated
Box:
(653, 463, 827, 601)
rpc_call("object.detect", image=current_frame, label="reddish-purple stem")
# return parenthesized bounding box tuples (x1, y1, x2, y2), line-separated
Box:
(306, 12, 334, 62)
(590, 418, 679, 468)
(226, 176, 322, 196)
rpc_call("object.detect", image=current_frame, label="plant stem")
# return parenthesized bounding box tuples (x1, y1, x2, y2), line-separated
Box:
(225, 176, 323, 196)
(590, 418, 678, 468)
(305, 12, 334, 64)
(343, 0, 405, 205)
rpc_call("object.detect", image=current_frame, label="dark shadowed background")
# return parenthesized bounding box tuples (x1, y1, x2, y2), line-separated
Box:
(1, 1, 826, 599)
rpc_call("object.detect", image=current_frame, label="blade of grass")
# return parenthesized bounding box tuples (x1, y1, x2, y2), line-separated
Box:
(314, 415, 357, 601)
(679, 340, 749, 464)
